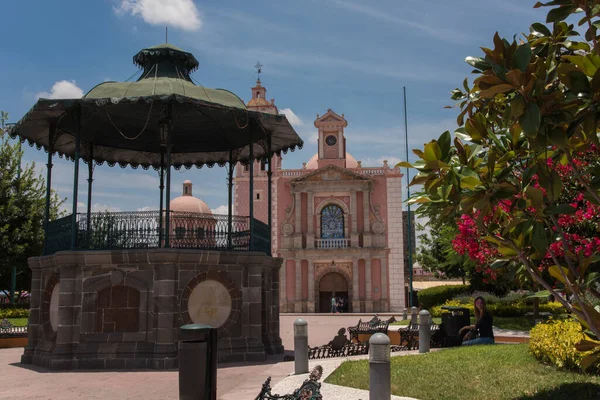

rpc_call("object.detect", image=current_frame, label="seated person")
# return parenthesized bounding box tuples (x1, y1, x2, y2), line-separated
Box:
(459, 296, 495, 346)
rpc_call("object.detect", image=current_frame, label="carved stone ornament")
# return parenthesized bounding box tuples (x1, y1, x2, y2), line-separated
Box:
(321, 171, 341, 181)
(282, 222, 294, 236)
(187, 279, 232, 328)
(372, 221, 385, 234)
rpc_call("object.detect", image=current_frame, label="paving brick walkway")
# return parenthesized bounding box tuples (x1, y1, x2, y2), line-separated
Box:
(0, 314, 366, 399)
(0, 313, 528, 399)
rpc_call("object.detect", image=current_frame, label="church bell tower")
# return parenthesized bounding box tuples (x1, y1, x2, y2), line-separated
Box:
(314, 109, 348, 169)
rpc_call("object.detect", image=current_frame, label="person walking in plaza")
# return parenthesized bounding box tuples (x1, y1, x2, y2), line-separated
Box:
(331, 296, 338, 314)
(459, 296, 495, 345)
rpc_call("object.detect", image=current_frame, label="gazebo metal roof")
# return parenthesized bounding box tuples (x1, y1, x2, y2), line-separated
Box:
(8, 43, 303, 169)
(8, 43, 295, 254)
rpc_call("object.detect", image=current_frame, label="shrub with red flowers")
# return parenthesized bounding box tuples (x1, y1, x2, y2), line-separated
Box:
(399, 1, 600, 368)
(451, 145, 600, 293)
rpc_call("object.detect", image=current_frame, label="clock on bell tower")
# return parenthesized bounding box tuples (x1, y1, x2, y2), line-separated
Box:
(314, 109, 348, 169)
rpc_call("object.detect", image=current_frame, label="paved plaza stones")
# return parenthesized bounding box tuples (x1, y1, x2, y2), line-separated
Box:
(2, 314, 529, 399)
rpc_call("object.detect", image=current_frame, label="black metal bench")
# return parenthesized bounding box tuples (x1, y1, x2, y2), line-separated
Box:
(397, 322, 442, 350)
(308, 342, 369, 359)
(255, 365, 323, 400)
(347, 315, 396, 343)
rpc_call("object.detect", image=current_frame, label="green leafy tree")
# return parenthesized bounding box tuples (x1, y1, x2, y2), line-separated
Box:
(0, 112, 63, 297)
(416, 219, 470, 283)
(416, 210, 515, 295)
(399, 1, 600, 368)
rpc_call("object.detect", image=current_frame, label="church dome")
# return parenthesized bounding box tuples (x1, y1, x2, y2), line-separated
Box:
(305, 153, 358, 169)
(247, 97, 272, 107)
(170, 180, 212, 214)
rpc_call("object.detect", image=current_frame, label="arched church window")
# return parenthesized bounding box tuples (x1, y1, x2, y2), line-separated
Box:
(321, 204, 344, 239)
(175, 227, 186, 240)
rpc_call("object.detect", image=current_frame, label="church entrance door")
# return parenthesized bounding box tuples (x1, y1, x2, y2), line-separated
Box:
(318, 272, 348, 313)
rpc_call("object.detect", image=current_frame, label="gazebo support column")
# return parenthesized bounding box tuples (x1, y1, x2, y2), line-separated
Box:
(267, 139, 273, 256)
(165, 144, 172, 248)
(158, 152, 165, 247)
(86, 145, 94, 242)
(43, 124, 55, 254)
(248, 134, 254, 249)
(228, 149, 233, 250)
(70, 125, 81, 250)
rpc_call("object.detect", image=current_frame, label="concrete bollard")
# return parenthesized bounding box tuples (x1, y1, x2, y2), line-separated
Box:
(294, 318, 309, 374)
(369, 333, 391, 400)
(402, 308, 407, 320)
(419, 309, 431, 354)
(410, 306, 418, 325)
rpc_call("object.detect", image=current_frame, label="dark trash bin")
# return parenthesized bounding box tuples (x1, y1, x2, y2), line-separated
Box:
(178, 323, 217, 400)
(440, 306, 470, 347)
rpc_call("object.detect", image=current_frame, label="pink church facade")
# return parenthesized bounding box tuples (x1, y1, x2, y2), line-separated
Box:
(235, 80, 406, 313)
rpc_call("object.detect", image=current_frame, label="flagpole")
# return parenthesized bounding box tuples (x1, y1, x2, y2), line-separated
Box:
(403, 86, 414, 308)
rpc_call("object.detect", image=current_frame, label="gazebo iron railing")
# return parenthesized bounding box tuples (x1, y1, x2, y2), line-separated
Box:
(43, 211, 270, 255)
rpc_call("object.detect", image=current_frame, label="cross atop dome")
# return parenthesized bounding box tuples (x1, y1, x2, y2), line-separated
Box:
(246, 67, 278, 114)
(254, 62, 263, 82)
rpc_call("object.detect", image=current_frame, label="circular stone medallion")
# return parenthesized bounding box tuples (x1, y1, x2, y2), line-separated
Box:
(49, 283, 60, 332)
(187, 280, 232, 328)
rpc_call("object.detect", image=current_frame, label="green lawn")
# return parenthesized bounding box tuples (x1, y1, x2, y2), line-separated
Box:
(6, 318, 28, 327)
(325, 344, 600, 400)
(391, 316, 534, 331)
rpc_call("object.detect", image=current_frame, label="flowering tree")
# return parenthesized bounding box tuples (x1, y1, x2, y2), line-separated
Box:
(400, 1, 600, 368)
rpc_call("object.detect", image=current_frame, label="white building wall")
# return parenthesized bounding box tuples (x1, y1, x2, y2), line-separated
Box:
(386, 176, 405, 311)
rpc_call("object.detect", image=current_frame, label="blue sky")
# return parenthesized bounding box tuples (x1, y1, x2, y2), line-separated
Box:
(0, 0, 548, 215)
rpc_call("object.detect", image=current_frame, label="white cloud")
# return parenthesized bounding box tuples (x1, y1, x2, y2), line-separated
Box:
(137, 206, 158, 211)
(91, 204, 122, 212)
(280, 108, 304, 127)
(211, 204, 228, 215)
(115, 0, 202, 31)
(63, 202, 122, 213)
(36, 80, 84, 99)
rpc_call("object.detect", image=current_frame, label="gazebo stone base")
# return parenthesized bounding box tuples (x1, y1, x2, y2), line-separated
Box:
(21, 249, 283, 370)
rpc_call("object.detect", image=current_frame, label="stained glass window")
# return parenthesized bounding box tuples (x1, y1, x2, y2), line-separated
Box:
(321, 204, 344, 239)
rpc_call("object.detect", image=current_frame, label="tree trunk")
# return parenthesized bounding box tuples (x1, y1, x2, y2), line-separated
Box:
(533, 297, 540, 323)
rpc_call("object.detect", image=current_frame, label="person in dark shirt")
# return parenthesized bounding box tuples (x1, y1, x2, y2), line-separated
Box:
(459, 296, 495, 346)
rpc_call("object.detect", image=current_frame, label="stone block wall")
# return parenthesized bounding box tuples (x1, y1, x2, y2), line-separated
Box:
(21, 249, 283, 370)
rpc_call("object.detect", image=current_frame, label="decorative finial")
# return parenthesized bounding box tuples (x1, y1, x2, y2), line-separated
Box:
(165, 26, 168, 43)
(254, 62, 263, 82)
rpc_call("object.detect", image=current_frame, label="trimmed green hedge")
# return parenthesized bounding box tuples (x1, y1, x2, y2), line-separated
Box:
(0, 308, 29, 319)
(430, 299, 566, 318)
(417, 284, 471, 309)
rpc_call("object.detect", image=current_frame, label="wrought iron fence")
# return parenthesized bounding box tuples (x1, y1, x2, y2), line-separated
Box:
(252, 219, 271, 255)
(0, 319, 28, 338)
(77, 210, 160, 250)
(43, 211, 270, 254)
(44, 214, 73, 255)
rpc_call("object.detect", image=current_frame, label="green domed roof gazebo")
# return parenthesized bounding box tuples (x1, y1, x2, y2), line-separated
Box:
(9, 43, 303, 253)
(15, 43, 297, 370)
